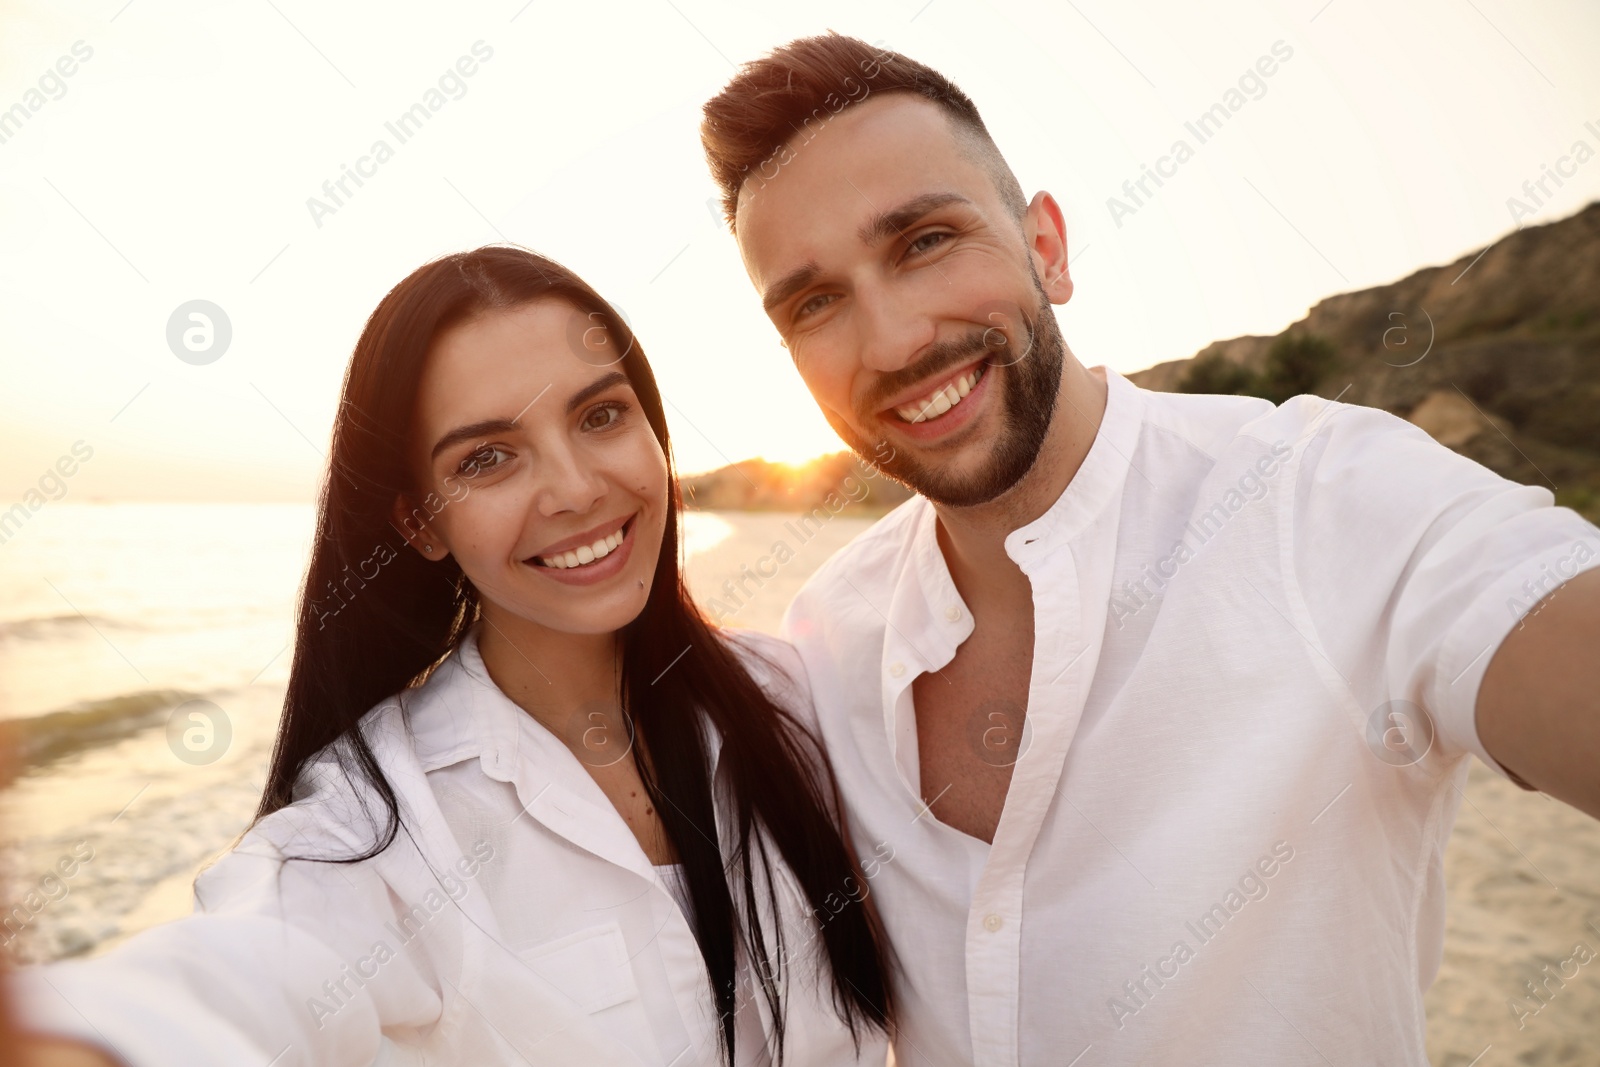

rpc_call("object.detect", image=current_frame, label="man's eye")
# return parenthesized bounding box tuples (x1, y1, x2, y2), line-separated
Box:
(906, 231, 950, 258)
(582, 401, 627, 431)
(459, 445, 511, 477)
(795, 293, 836, 320)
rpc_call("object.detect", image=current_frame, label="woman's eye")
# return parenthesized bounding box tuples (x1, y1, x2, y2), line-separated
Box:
(459, 444, 511, 477)
(582, 401, 627, 431)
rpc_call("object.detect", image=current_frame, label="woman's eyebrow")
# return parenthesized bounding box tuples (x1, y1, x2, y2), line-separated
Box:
(564, 370, 630, 414)
(428, 371, 631, 462)
(430, 417, 519, 462)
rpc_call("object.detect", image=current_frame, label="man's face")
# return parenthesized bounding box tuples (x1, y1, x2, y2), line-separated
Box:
(735, 93, 1072, 508)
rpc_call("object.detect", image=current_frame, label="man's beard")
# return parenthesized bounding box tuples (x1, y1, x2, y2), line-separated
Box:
(830, 285, 1065, 509)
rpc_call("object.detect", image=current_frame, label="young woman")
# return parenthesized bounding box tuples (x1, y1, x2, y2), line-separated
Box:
(10, 247, 893, 1066)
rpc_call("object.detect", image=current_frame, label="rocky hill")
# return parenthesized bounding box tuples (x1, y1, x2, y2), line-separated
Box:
(685, 202, 1599, 522)
(681, 451, 913, 516)
(1131, 201, 1600, 521)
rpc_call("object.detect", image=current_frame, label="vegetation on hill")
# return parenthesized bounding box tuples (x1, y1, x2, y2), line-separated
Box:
(1179, 333, 1341, 405)
(1142, 201, 1600, 522)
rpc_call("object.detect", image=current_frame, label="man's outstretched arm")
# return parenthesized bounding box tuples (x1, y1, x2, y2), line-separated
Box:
(1477, 565, 1600, 820)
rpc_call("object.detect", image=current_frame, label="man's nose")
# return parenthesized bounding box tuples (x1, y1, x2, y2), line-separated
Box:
(855, 280, 936, 375)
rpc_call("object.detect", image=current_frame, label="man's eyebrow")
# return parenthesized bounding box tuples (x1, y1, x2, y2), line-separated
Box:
(760, 193, 974, 317)
(762, 263, 820, 315)
(857, 192, 971, 246)
(428, 371, 630, 462)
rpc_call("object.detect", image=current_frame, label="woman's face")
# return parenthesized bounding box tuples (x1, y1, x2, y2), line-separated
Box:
(394, 298, 669, 637)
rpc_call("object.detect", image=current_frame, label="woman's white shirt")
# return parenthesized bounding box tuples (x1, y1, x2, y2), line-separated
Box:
(9, 624, 886, 1067)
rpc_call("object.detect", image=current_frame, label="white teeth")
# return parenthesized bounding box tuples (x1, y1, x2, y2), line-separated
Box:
(895, 367, 983, 424)
(587, 531, 620, 560)
(538, 524, 628, 569)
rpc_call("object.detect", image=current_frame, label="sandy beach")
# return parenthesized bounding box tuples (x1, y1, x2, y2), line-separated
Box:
(2, 507, 1596, 1063)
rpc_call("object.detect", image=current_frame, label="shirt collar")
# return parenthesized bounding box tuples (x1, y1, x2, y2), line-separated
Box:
(402, 621, 517, 778)
(887, 366, 1143, 671)
(407, 621, 733, 779)
(1001, 365, 1144, 563)
(410, 621, 664, 882)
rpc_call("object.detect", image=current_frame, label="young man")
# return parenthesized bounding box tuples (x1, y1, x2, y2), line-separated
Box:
(701, 33, 1600, 1066)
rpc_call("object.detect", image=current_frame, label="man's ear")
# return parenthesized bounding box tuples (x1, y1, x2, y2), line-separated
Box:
(391, 494, 443, 560)
(1025, 191, 1074, 305)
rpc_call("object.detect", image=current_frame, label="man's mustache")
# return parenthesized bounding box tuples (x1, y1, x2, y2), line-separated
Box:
(858, 323, 1019, 418)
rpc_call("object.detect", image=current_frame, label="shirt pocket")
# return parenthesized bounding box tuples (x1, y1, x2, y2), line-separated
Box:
(512, 920, 639, 1015)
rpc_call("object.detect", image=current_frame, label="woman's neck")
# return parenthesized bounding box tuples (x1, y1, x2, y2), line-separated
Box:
(473, 604, 672, 863)
(474, 608, 622, 741)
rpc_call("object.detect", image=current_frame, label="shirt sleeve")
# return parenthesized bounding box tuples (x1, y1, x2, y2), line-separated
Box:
(717, 625, 852, 829)
(1281, 398, 1600, 781)
(6, 788, 444, 1066)
(719, 626, 821, 739)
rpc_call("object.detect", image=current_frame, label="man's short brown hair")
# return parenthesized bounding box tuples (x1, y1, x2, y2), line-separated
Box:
(700, 32, 1028, 232)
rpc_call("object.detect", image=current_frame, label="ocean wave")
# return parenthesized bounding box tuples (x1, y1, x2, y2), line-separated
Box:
(0, 689, 200, 781)
(0, 613, 129, 640)
(0, 608, 289, 642)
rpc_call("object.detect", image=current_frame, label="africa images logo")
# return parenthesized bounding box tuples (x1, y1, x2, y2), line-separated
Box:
(1106, 40, 1295, 229)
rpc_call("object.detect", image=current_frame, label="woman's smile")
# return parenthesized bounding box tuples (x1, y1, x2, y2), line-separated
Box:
(525, 512, 638, 585)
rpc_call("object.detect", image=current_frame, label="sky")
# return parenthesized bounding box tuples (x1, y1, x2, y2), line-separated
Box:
(1, 0, 1597, 501)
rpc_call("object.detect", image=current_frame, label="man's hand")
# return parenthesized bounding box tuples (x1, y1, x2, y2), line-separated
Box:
(1477, 565, 1600, 819)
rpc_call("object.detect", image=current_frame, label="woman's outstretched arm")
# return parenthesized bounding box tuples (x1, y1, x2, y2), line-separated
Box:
(5, 799, 445, 1067)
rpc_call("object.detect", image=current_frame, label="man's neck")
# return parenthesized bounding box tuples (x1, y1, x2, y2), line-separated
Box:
(932, 358, 1108, 604)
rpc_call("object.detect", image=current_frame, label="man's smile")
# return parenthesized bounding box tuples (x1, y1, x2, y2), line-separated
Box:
(888, 361, 987, 424)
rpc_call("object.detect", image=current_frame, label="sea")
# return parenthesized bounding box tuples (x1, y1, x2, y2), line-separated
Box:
(0, 501, 757, 963)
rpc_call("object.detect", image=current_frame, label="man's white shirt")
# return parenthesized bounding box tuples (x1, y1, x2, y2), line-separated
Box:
(781, 367, 1600, 1066)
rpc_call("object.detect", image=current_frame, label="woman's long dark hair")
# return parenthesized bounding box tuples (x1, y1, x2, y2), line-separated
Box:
(252, 246, 891, 1062)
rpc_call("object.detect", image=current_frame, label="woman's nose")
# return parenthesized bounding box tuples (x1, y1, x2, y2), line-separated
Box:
(535, 445, 607, 517)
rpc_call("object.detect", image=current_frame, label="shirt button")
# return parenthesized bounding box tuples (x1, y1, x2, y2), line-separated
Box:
(983, 913, 1003, 932)
(889, 662, 905, 677)
(944, 605, 961, 622)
